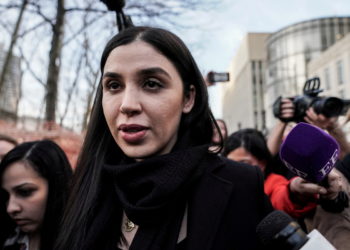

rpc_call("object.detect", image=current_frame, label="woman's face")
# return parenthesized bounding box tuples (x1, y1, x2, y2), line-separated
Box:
(1, 161, 48, 233)
(102, 40, 195, 159)
(227, 147, 266, 172)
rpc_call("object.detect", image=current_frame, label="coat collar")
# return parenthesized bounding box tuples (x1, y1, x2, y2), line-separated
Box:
(186, 155, 234, 250)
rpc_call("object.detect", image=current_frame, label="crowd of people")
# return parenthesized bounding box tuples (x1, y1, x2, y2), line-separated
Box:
(0, 25, 349, 250)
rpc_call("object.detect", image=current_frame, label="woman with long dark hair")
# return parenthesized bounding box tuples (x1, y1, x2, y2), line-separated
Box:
(0, 140, 72, 250)
(55, 26, 272, 250)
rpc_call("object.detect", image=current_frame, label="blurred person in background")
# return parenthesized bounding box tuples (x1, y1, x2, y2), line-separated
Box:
(0, 140, 72, 250)
(0, 134, 17, 162)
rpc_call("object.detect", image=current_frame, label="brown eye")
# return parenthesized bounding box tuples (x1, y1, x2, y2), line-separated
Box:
(16, 188, 35, 198)
(143, 79, 163, 90)
(106, 80, 122, 91)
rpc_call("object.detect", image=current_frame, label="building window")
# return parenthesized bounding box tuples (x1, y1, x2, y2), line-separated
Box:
(336, 60, 344, 85)
(262, 110, 266, 130)
(339, 89, 345, 99)
(254, 111, 258, 129)
(324, 67, 330, 90)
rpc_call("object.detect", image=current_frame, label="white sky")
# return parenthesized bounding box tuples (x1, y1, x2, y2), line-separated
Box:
(176, 0, 350, 118)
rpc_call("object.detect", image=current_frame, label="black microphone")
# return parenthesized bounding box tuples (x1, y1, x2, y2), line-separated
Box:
(100, 0, 133, 32)
(256, 210, 336, 250)
(100, 0, 125, 12)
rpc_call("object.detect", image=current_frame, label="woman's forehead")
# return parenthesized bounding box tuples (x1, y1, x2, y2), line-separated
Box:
(103, 41, 179, 78)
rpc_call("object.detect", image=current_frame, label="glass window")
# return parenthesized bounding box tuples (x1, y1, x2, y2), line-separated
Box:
(324, 67, 330, 89)
(336, 60, 344, 85)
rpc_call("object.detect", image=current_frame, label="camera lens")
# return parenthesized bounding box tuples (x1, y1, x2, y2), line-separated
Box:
(312, 97, 344, 117)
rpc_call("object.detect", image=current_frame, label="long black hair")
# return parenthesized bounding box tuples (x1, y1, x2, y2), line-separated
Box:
(55, 26, 221, 249)
(0, 140, 72, 250)
(222, 128, 273, 177)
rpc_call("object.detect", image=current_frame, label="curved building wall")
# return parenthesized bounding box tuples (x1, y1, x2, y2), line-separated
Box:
(265, 17, 350, 129)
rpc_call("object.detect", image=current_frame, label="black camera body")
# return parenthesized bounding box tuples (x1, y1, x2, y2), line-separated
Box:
(273, 77, 350, 123)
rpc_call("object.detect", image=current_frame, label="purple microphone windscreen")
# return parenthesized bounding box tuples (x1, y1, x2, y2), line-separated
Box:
(280, 122, 339, 183)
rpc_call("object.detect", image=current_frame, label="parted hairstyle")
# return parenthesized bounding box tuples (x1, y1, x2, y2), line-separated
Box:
(55, 26, 222, 249)
(0, 140, 72, 250)
(222, 128, 273, 177)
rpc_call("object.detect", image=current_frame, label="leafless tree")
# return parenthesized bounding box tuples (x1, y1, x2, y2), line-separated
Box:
(0, 0, 220, 131)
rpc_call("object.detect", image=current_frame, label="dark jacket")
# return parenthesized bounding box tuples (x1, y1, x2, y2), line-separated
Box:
(186, 155, 273, 250)
(82, 154, 273, 250)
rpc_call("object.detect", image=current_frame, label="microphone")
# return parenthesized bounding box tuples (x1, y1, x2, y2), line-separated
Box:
(256, 210, 336, 250)
(100, 0, 125, 12)
(279, 122, 340, 184)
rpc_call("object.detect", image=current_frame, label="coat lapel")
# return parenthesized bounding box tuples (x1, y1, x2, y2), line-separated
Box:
(186, 156, 234, 250)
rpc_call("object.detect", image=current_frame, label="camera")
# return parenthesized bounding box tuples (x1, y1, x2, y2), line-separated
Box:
(273, 77, 350, 123)
(206, 71, 230, 86)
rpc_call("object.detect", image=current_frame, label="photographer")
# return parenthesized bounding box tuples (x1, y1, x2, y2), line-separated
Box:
(269, 77, 350, 160)
(267, 98, 295, 156)
(268, 100, 350, 161)
(305, 108, 350, 160)
(268, 78, 350, 249)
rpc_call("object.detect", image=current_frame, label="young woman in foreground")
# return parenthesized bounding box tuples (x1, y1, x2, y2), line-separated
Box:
(0, 140, 72, 250)
(55, 26, 272, 250)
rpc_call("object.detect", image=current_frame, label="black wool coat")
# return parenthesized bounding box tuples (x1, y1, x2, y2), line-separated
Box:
(185, 155, 273, 250)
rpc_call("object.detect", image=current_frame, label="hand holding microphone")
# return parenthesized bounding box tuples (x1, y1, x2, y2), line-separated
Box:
(280, 122, 339, 184)
(289, 170, 342, 201)
(280, 122, 347, 211)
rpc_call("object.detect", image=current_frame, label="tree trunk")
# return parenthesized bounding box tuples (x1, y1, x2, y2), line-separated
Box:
(0, 0, 28, 96)
(45, 0, 65, 126)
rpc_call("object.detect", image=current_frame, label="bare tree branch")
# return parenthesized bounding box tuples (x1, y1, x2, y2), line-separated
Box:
(63, 12, 106, 46)
(27, 1, 55, 27)
(59, 50, 83, 125)
(65, 7, 107, 13)
(18, 20, 47, 38)
(17, 46, 45, 86)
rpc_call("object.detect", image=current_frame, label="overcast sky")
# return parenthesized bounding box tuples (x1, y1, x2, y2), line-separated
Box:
(180, 0, 350, 117)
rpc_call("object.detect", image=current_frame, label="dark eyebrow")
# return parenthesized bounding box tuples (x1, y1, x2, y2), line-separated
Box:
(103, 72, 121, 79)
(103, 67, 172, 80)
(139, 67, 172, 79)
(13, 183, 34, 190)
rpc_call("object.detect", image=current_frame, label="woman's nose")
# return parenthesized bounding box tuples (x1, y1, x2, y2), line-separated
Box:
(119, 88, 142, 116)
(7, 196, 22, 216)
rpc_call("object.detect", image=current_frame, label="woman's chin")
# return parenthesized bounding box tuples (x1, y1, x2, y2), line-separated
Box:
(19, 224, 38, 234)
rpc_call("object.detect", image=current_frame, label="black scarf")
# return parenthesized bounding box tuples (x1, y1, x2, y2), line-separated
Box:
(86, 145, 210, 250)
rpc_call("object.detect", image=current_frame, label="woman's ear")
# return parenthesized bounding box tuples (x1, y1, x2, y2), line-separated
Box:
(182, 85, 196, 114)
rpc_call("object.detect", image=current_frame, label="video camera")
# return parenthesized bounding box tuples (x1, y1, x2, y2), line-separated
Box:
(273, 77, 350, 123)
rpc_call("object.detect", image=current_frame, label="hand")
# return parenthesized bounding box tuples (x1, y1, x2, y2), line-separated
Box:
(321, 169, 343, 200)
(279, 98, 295, 121)
(341, 108, 350, 127)
(290, 169, 343, 201)
(290, 177, 327, 198)
(304, 107, 339, 131)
